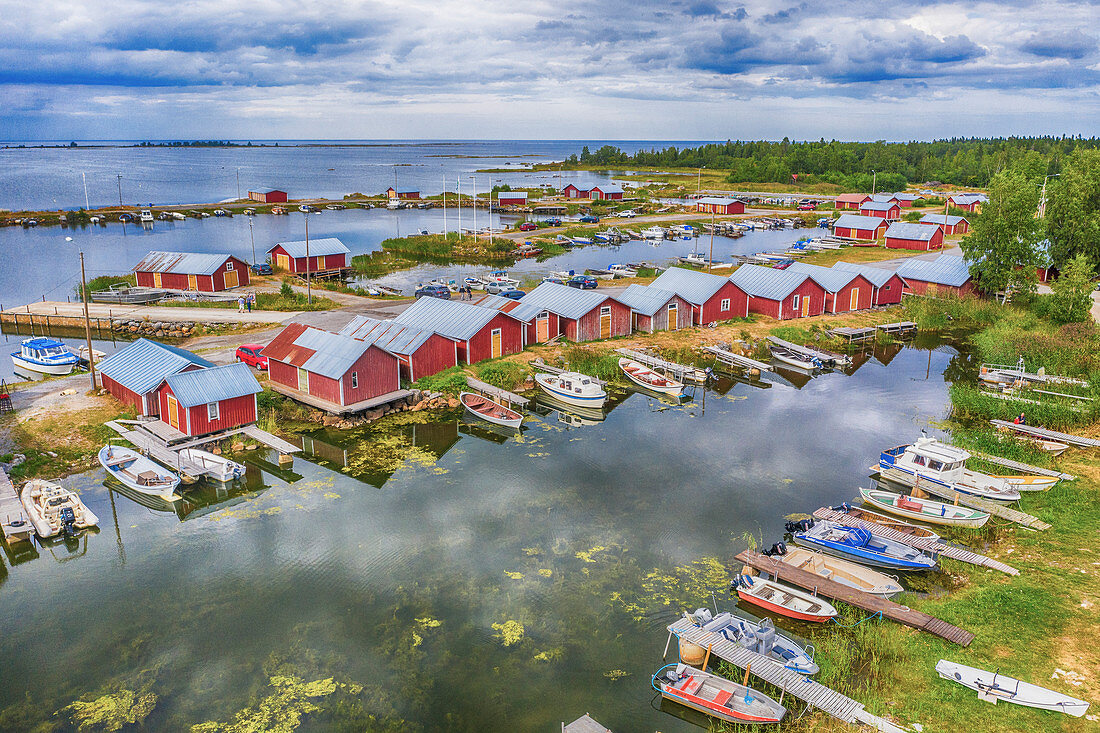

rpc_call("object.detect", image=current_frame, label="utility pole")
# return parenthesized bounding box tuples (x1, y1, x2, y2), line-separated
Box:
(248, 215, 256, 264)
(708, 211, 715, 273)
(470, 176, 476, 239)
(116, 174, 123, 206)
(82, 172, 90, 211)
(457, 177, 462, 239)
(871, 170, 877, 195)
(304, 214, 312, 305)
(488, 175, 493, 248)
(236, 168, 241, 200)
(442, 172, 447, 236)
(79, 252, 97, 391)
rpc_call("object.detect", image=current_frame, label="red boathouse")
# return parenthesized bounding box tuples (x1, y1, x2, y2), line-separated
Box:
(133, 251, 250, 292)
(157, 362, 261, 438)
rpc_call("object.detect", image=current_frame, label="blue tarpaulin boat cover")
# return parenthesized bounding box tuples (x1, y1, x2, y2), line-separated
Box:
(840, 527, 873, 548)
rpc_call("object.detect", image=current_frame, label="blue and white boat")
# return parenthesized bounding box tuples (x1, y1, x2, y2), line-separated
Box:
(11, 337, 80, 375)
(787, 518, 937, 571)
(880, 436, 1021, 502)
(686, 609, 818, 675)
(534, 371, 606, 408)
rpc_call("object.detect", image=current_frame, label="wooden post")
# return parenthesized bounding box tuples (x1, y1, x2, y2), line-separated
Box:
(701, 644, 712, 671)
(742, 662, 751, 686)
(79, 252, 97, 391)
(662, 630, 673, 660)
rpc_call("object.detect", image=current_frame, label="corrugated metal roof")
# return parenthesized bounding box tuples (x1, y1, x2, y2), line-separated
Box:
(388, 186, 419, 194)
(831, 261, 902, 288)
(786, 262, 860, 292)
(895, 254, 973, 287)
(132, 251, 236, 276)
(834, 193, 870, 203)
(892, 192, 920, 201)
(920, 214, 968, 226)
(949, 193, 988, 204)
(338, 315, 433, 355)
(591, 183, 624, 194)
(518, 281, 612, 320)
(393, 296, 500, 341)
(860, 201, 898, 212)
(650, 266, 729, 305)
(97, 338, 213, 394)
(616, 284, 678, 316)
(266, 237, 349, 258)
(834, 214, 886, 230)
(294, 327, 376, 380)
(729, 264, 812, 300)
(697, 197, 738, 206)
(496, 191, 527, 199)
(252, 188, 285, 195)
(870, 193, 898, 202)
(164, 362, 261, 408)
(885, 222, 941, 241)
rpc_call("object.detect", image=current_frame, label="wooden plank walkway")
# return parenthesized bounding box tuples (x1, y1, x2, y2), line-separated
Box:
(269, 382, 413, 415)
(735, 550, 975, 646)
(990, 419, 1100, 448)
(766, 336, 848, 366)
(614, 347, 707, 383)
(105, 421, 212, 481)
(812, 507, 1019, 576)
(968, 450, 1074, 481)
(827, 326, 876, 342)
(667, 618, 910, 732)
(562, 713, 611, 733)
(530, 358, 609, 386)
(0, 466, 34, 543)
(465, 377, 529, 408)
(702, 345, 773, 372)
(876, 467, 1052, 531)
(877, 321, 917, 336)
(242, 426, 301, 455)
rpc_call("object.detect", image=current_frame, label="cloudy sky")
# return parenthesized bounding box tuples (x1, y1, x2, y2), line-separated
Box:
(2, 0, 1098, 141)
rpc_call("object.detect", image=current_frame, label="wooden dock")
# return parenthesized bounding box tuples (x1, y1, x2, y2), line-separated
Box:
(876, 467, 1052, 531)
(877, 321, 917, 337)
(968, 450, 1074, 481)
(530, 358, 609, 387)
(614, 347, 707, 383)
(702, 345, 773, 373)
(667, 618, 910, 732)
(562, 714, 611, 733)
(0, 466, 34, 543)
(812, 507, 1019, 575)
(767, 336, 848, 366)
(827, 326, 877, 343)
(990, 419, 1100, 448)
(736, 550, 975, 646)
(465, 377, 528, 408)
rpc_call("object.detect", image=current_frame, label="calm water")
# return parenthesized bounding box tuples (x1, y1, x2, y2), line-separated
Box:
(0, 336, 968, 732)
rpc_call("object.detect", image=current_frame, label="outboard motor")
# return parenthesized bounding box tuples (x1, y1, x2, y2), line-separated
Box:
(784, 518, 814, 534)
(60, 506, 78, 538)
(761, 541, 787, 557)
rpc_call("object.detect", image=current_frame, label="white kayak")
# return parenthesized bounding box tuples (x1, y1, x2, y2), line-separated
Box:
(98, 445, 181, 500)
(20, 479, 99, 539)
(177, 448, 247, 483)
(936, 660, 1090, 717)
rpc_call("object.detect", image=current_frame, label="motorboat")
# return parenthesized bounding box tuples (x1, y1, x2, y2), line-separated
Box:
(762, 543, 904, 597)
(139, 209, 154, 223)
(734, 574, 837, 623)
(652, 663, 786, 725)
(534, 372, 606, 408)
(11, 337, 80, 375)
(607, 263, 637, 277)
(170, 211, 187, 220)
(769, 345, 821, 371)
(684, 609, 818, 675)
(484, 270, 519, 287)
(859, 487, 990, 528)
(641, 226, 666, 240)
(827, 503, 940, 540)
(20, 479, 99, 539)
(177, 448, 246, 483)
(788, 518, 937, 571)
(460, 392, 523, 429)
(880, 437, 1021, 502)
(936, 660, 1089, 716)
(98, 445, 181, 500)
(618, 358, 683, 396)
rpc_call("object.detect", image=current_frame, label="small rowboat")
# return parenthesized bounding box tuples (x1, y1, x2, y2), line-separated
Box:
(98, 445, 181, 500)
(767, 545, 904, 596)
(617, 358, 684, 396)
(990, 474, 1059, 491)
(734, 574, 837, 623)
(177, 448, 246, 483)
(652, 663, 786, 725)
(534, 371, 606, 408)
(936, 660, 1090, 717)
(789, 519, 937, 571)
(860, 487, 989, 528)
(20, 479, 99, 539)
(459, 392, 522, 429)
(827, 503, 940, 540)
(769, 345, 820, 371)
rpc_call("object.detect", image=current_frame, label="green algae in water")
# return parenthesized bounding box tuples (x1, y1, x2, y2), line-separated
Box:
(190, 675, 355, 733)
(65, 688, 157, 732)
(491, 620, 525, 647)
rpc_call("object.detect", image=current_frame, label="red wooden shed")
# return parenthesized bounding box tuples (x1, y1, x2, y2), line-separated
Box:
(133, 251, 250, 292)
(896, 255, 975, 297)
(387, 187, 420, 200)
(833, 214, 887, 241)
(267, 237, 350, 274)
(588, 184, 624, 201)
(696, 197, 745, 215)
(833, 194, 871, 210)
(562, 184, 588, 198)
(506, 281, 631, 342)
(787, 262, 875, 313)
(831, 262, 907, 306)
(97, 339, 213, 416)
(729, 264, 827, 320)
(616, 284, 693, 333)
(338, 315, 457, 382)
(920, 214, 970, 235)
(858, 201, 901, 221)
(650, 266, 748, 324)
(884, 222, 944, 251)
(393, 297, 524, 363)
(497, 191, 528, 206)
(248, 189, 287, 203)
(157, 362, 261, 438)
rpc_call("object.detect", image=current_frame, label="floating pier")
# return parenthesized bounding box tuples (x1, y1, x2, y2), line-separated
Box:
(702, 345, 774, 373)
(967, 450, 1074, 481)
(614, 347, 707, 384)
(767, 336, 849, 366)
(465, 377, 529, 408)
(667, 617, 911, 732)
(812, 507, 1019, 576)
(0, 466, 34, 544)
(531, 358, 609, 387)
(735, 550, 975, 646)
(981, 363, 1089, 388)
(826, 326, 877, 343)
(876, 321, 917, 337)
(990, 419, 1100, 448)
(875, 468, 1052, 531)
(562, 714, 611, 733)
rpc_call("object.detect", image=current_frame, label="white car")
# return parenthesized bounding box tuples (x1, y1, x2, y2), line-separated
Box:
(617, 210, 637, 218)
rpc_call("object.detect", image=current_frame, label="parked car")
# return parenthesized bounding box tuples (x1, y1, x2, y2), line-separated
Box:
(235, 344, 268, 370)
(415, 284, 451, 299)
(545, 218, 563, 226)
(485, 281, 518, 295)
(541, 276, 565, 285)
(497, 289, 525, 300)
(797, 202, 817, 211)
(567, 274, 598, 289)
(249, 262, 273, 276)
(579, 215, 599, 223)
(617, 209, 637, 218)
(519, 222, 538, 231)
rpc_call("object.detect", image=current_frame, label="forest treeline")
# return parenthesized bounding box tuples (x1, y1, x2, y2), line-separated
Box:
(567, 138, 1100, 190)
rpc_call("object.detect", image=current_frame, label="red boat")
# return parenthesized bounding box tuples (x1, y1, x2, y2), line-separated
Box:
(652, 664, 786, 725)
(734, 575, 837, 623)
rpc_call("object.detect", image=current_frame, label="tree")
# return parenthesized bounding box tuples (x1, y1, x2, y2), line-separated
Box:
(1045, 149, 1100, 269)
(1047, 253, 1095, 324)
(960, 168, 1043, 299)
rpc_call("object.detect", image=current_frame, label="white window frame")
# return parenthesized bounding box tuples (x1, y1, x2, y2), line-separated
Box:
(226, 261, 234, 271)
(207, 402, 219, 420)
(792, 294, 801, 311)
(600, 305, 611, 316)
(351, 371, 358, 389)
(720, 298, 730, 312)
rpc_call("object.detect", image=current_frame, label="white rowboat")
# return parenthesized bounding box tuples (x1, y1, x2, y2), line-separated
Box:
(618, 358, 684, 396)
(936, 660, 1089, 716)
(177, 448, 246, 483)
(98, 445, 181, 500)
(460, 392, 523, 428)
(860, 487, 989, 528)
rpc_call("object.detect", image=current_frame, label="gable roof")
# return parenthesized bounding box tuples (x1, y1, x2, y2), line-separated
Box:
(949, 193, 988, 205)
(616, 284, 680, 316)
(834, 213, 886, 230)
(891, 192, 921, 201)
(267, 237, 349, 258)
(496, 191, 528, 199)
(859, 200, 899, 212)
(393, 296, 505, 340)
(920, 213, 969, 226)
(729, 263, 814, 300)
(590, 183, 623, 194)
(834, 193, 870, 204)
(895, 254, 972, 287)
(651, 266, 731, 305)
(786, 261, 862, 292)
(263, 324, 382, 379)
(697, 197, 739, 206)
(98, 338, 214, 394)
(251, 188, 285, 195)
(132, 251, 238, 276)
(870, 193, 899, 203)
(516, 281, 614, 320)
(338, 315, 434, 355)
(885, 222, 943, 241)
(163, 362, 261, 408)
(831, 261, 905, 288)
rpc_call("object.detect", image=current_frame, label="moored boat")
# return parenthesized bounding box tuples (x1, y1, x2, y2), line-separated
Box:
(98, 445, 181, 500)
(769, 345, 821, 371)
(989, 474, 1059, 491)
(936, 660, 1089, 716)
(618, 358, 684, 396)
(827, 503, 940, 540)
(652, 663, 786, 725)
(11, 337, 80, 375)
(733, 574, 838, 623)
(534, 372, 606, 408)
(459, 392, 523, 429)
(762, 543, 904, 596)
(859, 487, 990, 528)
(685, 608, 818, 674)
(177, 448, 246, 483)
(788, 518, 937, 571)
(20, 479, 99, 539)
(879, 437, 1021, 502)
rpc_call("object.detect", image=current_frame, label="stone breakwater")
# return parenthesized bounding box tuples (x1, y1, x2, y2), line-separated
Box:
(111, 319, 251, 338)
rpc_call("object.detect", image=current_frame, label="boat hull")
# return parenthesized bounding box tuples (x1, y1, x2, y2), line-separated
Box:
(653, 665, 786, 725)
(618, 358, 684, 396)
(829, 504, 940, 540)
(459, 392, 523, 429)
(11, 354, 76, 375)
(792, 531, 936, 571)
(20, 480, 99, 539)
(860, 488, 989, 528)
(769, 347, 817, 371)
(778, 547, 903, 596)
(735, 576, 837, 623)
(534, 374, 606, 408)
(98, 446, 181, 500)
(992, 474, 1059, 491)
(936, 660, 1090, 717)
(177, 449, 246, 483)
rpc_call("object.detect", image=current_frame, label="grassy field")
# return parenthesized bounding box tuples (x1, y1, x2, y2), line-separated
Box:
(156, 291, 339, 312)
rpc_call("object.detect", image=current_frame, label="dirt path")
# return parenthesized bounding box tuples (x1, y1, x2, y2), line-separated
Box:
(2, 301, 298, 324)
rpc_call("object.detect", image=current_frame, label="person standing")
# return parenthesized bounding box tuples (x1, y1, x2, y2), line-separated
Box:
(246, 293, 253, 313)
(237, 296, 245, 313)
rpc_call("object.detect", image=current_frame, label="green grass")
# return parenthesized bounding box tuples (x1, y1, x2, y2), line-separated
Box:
(75, 273, 136, 301)
(411, 366, 467, 395)
(474, 361, 526, 390)
(156, 292, 338, 312)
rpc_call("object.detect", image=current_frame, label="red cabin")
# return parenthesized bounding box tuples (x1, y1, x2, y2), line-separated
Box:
(97, 339, 213, 416)
(833, 193, 871, 210)
(562, 184, 588, 198)
(267, 237, 350, 274)
(651, 267, 748, 324)
(133, 251, 250, 292)
(920, 214, 970, 235)
(588, 184, 624, 201)
(393, 297, 524, 363)
(787, 263, 874, 313)
(504, 282, 632, 343)
(729, 264, 827, 320)
(386, 187, 420, 200)
(896, 254, 975, 297)
(858, 201, 901, 221)
(833, 214, 887, 241)
(884, 222, 944, 251)
(496, 191, 528, 206)
(948, 194, 986, 212)
(830, 262, 907, 306)
(248, 189, 287, 203)
(696, 197, 745, 215)
(338, 315, 458, 382)
(616, 284, 693, 333)
(157, 362, 261, 438)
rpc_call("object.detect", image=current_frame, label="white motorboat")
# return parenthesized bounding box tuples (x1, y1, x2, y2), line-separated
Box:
(170, 212, 187, 221)
(641, 226, 666, 240)
(618, 358, 683, 396)
(484, 270, 519, 287)
(534, 372, 607, 408)
(139, 209, 154, 223)
(936, 660, 1089, 716)
(20, 479, 99, 539)
(11, 337, 80, 375)
(880, 436, 1021, 502)
(177, 448, 246, 483)
(98, 445, 181, 500)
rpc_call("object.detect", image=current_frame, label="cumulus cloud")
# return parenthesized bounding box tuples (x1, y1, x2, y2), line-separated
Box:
(1021, 30, 1096, 59)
